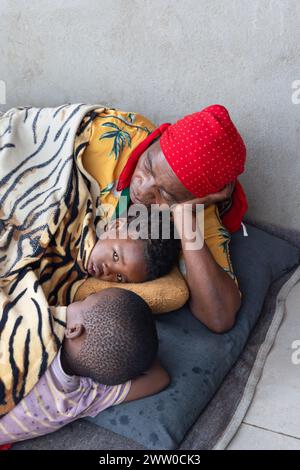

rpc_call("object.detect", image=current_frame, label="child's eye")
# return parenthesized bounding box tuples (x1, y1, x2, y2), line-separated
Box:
(116, 273, 123, 282)
(113, 250, 119, 262)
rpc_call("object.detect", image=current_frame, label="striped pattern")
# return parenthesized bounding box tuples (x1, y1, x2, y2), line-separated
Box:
(0, 104, 103, 416)
(0, 350, 130, 444)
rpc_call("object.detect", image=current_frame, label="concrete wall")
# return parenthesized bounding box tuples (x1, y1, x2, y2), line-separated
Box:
(1, 0, 299, 231)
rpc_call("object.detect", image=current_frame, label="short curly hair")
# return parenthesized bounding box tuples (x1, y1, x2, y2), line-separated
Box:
(69, 288, 158, 385)
(127, 209, 181, 281)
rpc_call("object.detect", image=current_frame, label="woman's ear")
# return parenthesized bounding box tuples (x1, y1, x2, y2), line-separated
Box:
(64, 323, 85, 340)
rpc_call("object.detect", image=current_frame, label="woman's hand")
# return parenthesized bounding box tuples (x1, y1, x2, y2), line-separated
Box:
(173, 182, 235, 212)
(170, 181, 241, 333)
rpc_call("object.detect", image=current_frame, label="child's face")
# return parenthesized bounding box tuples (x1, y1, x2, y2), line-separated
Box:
(87, 220, 148, 283)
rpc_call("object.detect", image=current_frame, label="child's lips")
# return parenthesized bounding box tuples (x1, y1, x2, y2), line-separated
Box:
(88, 262, 103, 278)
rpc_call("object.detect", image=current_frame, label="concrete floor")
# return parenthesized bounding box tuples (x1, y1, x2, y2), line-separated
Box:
(228, 280, 300, 450)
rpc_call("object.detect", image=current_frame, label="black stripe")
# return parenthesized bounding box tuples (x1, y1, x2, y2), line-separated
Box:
(65, 265, 87, 305)
(0, 222, 14, 251)
(8, 260, 41, 295)
(0, 126, 50, 199)
(80, 221, 90, 261)
(1, 129, 70, 219)
(9, 315, 23, 404)
(74, 140, 89, 160)
(11, 188, 61, 230)
(64, 168, 75, 210)
(0, 148, 71, 241)
(32, 109, 42, 144)
(47, 308, 63, 350)
(0, 124, 11, 139)
(14, 198, 61, 233)
(0, 143, 15, 152)
(60, 169, 80, 247)
(23, 107, 30, 123)
(53, 316, 67, 328)
(49, 262, 84, 306)
(53, 206, 61, 226)
(76, 110, 98, 136)
(54, 104, 85, 141)
(53, 104, 70, 118)
(0, 379, 7, 405)
(10, 190, 61, 233)
(39, 255, 69, 286)
(18, 152, 72, 213)
(31, 298, 49, 379)
(17, 329, 31, 401)
(4, 224, 47, 274)
(0, 288, 27, 335)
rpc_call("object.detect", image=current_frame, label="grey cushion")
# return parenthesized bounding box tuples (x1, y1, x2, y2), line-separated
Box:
(86, 224, 300, 450)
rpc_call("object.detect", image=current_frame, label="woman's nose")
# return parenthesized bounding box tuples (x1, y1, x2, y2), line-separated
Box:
(138, 175, 159, 203)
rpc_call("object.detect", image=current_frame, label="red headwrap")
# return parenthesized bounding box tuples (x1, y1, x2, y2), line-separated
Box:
(117, 105, 247, 233)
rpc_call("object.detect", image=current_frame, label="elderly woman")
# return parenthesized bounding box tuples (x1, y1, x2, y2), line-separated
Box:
(81, 104, 247, 333)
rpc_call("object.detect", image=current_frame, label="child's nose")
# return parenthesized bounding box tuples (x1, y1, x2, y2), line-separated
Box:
(102, 262, 110, 276)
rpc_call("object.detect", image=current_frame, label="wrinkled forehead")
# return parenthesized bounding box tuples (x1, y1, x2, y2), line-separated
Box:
(148, 144, 193, 199)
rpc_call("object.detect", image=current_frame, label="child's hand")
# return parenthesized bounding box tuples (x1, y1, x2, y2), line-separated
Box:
(123, 359, 170, 403)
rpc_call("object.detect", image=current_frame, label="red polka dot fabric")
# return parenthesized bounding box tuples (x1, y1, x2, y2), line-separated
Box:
(160, 105, 246, 198)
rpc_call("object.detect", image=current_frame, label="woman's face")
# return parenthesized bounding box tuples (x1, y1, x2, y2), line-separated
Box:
(129, 139, 193, 206)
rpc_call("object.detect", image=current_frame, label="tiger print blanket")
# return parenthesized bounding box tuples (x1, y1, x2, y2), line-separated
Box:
(0, 104, 105, 416)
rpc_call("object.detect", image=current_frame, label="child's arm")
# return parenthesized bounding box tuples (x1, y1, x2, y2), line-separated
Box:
(123, 359, 170, 403)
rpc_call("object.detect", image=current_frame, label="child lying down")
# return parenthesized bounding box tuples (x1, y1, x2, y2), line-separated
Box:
(0, 288, 169, 445)
(87, 211, 181, 283)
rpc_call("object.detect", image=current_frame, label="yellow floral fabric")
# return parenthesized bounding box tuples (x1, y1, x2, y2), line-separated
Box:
(80, 108, 155, 226)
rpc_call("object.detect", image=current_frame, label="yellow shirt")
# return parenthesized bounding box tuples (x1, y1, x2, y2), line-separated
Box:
(81, 108, 155, 224)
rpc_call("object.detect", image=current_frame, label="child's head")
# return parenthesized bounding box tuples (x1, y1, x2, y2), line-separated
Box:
(62, 287, 158, 384)
(87, 211, 181, 283)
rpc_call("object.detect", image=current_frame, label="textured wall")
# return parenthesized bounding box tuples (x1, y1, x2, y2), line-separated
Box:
(1, 0, 299, 231)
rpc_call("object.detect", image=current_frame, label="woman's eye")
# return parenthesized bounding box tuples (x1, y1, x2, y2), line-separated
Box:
(117, 273, 123, 282)
(145, 155, 152, 173)
(113, 250, 119, 261)
(160, 189, 172, 202)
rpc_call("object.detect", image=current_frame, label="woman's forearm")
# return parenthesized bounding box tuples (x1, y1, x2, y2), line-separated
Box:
(183, 242, 241, 332)
(173, 206, 241, 333)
